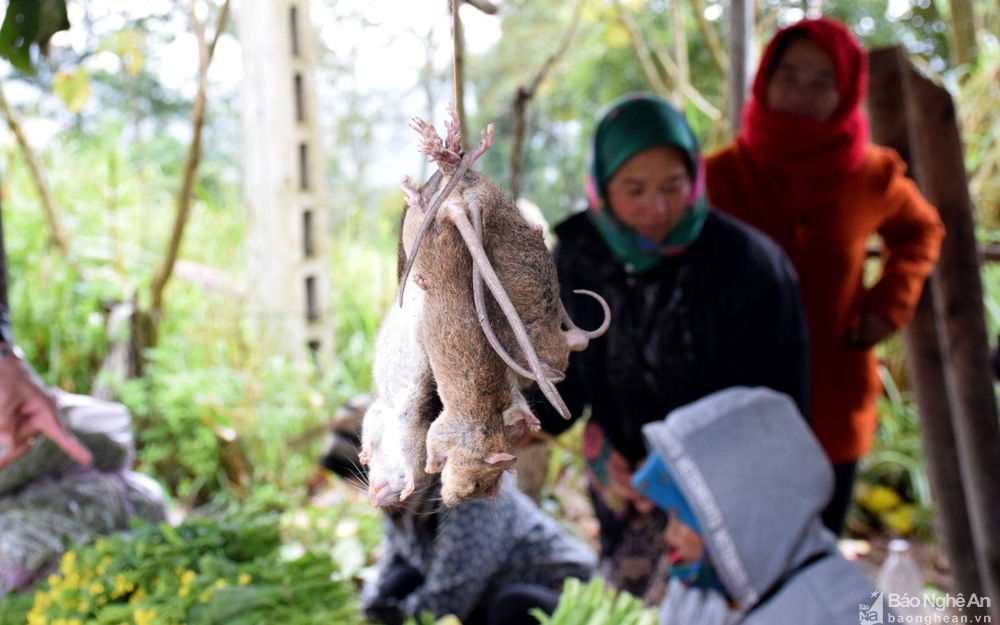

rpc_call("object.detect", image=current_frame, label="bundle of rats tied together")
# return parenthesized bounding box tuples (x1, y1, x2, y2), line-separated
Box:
(360, 106, 609, 509)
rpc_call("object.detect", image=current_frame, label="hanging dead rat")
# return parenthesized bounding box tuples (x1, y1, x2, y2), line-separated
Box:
(398, 106, 610, 506)
(360, 282, 439, 508)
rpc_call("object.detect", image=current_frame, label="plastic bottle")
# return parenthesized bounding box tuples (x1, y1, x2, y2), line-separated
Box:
(877, 539, 926, 622)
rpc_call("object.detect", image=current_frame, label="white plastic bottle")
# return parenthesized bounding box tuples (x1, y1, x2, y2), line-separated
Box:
(877, 538, 926, 622)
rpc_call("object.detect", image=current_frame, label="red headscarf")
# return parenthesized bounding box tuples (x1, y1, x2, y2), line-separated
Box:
(739, 18, 869, 183)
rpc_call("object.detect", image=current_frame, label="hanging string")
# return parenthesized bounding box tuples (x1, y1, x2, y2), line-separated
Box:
(451, 0, 460, 108)
(450, 0, 466, 149)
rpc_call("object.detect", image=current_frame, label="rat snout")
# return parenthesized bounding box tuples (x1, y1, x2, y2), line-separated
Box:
(369, 478, 395, 508)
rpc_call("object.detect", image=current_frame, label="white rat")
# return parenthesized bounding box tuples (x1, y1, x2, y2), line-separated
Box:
(360, 281, 436, 508)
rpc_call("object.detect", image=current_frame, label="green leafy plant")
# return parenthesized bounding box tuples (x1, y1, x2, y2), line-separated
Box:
(853, 366, 934, 539)
(532, 577, 657, 625)
(1, 512, 363, 625)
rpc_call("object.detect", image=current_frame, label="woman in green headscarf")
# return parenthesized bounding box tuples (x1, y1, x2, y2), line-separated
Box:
(529, 94, 811, 601)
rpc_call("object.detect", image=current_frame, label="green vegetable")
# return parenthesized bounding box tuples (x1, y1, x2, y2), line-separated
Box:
(531, 577, 657, 625)
(8, 512, 364, 625)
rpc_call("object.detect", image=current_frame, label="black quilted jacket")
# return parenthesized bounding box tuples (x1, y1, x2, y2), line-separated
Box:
(533, 209, 811, 465)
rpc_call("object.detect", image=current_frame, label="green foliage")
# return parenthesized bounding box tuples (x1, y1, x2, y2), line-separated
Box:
(0, 0, 68, 71)
(853, 366, 935, 539)
(959, 39, 1000, 228)
(2, 512, 364, 625)
(328, 186, 404, 394)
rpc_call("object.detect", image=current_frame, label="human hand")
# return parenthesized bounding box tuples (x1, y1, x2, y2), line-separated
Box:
(845, 312, 895, 349)
(0, 353, 93, 471)
(660, 578, 739, 625)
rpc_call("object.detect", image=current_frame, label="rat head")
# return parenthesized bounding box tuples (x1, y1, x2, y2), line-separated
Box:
(438, 451, 516, 508)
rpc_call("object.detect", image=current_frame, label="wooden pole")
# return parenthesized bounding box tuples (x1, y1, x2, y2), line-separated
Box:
(0, 194, 7, 313)
(727, 0, 754, 133)
(902, 48, 1000, 620)
(867, 47, 984, 605)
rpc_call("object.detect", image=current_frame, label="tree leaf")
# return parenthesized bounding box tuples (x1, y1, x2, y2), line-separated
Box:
(53, 69, 92, 113)
(0, 0, 41, 71)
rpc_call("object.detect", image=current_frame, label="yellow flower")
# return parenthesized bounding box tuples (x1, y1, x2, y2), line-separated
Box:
(134, 608, 157, 625)
(238, 573, 252, 586)
(180, 569, 197, 586)
(214, 579, 227, 588)
(59, 551, 76, 576)
(96, 555, 113, 575)
(860, 485, 902, 514)
(89, 581, 106, 596)
(199, 589, 213, 603)
(884, 504, 918, 535)
(178, 586, 190, 597)
(111, 574, 133, 598)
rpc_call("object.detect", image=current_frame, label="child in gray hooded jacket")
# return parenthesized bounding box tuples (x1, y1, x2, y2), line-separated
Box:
(636, 386, 887, 625)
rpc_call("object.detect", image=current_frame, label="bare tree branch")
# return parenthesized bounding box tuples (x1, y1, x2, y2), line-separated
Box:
(617, 2, 721, 120)
(613, 0, 673, 99)
(462, 0, 498, 15)
(149, 0, 231, 314)
(510, 0, 584, 199)
(689, 0, 729, 74)
(673, 0, 689, 95)
(0, 77, 82, 275)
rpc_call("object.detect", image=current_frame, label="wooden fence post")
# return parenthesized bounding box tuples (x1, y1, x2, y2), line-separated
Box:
(867, 46, 986, 608)
(881, 45, 1000, 620)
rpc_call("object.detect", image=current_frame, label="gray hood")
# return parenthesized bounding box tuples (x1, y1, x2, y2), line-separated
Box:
(641, 386, 839, 612)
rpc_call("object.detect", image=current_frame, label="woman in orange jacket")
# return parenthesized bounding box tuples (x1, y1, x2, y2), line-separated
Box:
(705, 17, 945, 535)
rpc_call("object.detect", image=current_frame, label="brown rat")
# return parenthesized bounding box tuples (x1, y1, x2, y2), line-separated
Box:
(401, 107, 609, 420)
(398, 108, 609, 506)
(416, 192, 521, 507)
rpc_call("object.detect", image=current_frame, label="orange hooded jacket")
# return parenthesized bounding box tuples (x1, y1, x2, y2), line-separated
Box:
(707, 140, 944, 464)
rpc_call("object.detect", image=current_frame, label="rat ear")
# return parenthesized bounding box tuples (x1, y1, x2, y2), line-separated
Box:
(425, 454, 446, 474)
(483, 452, 517, 470)
(504, 420, 525, 443)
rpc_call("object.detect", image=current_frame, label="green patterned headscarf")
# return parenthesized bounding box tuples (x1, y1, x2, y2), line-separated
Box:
(586, 94, 708, 273)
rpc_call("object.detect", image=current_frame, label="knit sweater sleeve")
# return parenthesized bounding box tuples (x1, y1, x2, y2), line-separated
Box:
(860, 148, 945, 328)
(401, 501, 509, 621)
